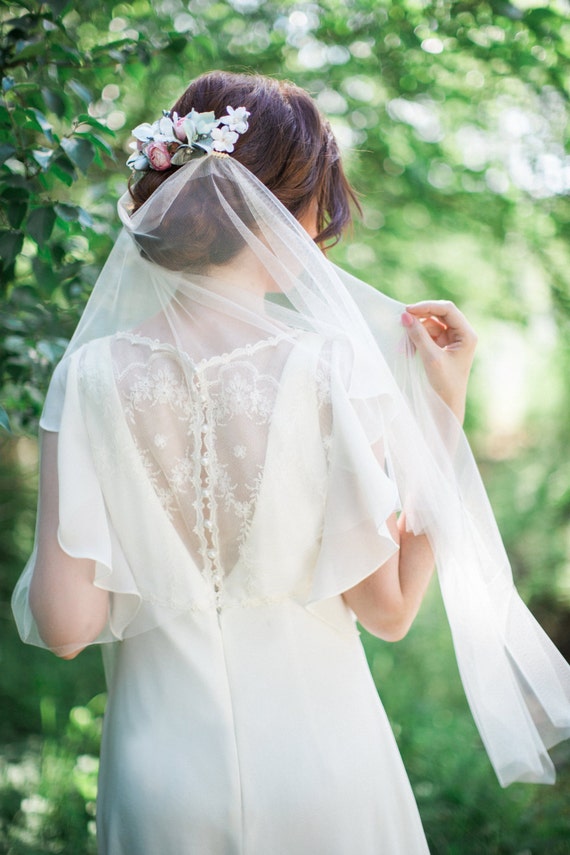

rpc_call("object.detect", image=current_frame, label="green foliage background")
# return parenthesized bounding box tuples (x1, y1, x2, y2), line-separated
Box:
(1, 0, 570, 852)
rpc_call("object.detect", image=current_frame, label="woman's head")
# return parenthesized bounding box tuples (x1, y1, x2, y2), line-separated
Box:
(129, 71, 359, 251)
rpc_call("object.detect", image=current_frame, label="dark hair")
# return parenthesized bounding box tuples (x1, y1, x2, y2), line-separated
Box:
(129, 71, 360, 251)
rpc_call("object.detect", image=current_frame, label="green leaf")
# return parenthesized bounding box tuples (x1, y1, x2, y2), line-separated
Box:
(27, 206, 57, 246)
(14, 40, 44, 61)
(191, 34, 218, 61)
(32, 255, 59, 291)
(37, 340, 65, 362)
(91, 38, 131, 55)
(60, 137, 95, 173)
(41, 87, 66, 118)
(75, 114, 115, 137)
(3, 335, 26, 355)
(67, 80, 92, 105)
(0, 174, 30, 191)
(0, 144, 16, 165)
(12, 82, 38, 94)
(0, 406, 11, 433)
(32, 148, 53, 170)
(50, 155, 75, 185)
(53, 202, 94, 230)
(54, 202, 79, 222)
(164, 36, 188, 55)
(25, 108, 54, 142)
(0, 230, 23, 265)
(7, 201, 27, 229)
(1, 185, 29, 203)
(45, 0, 72, 16)
(50, 43, 81, 64)
(78, 207, 93, 228)
(76, 132, 114, 158)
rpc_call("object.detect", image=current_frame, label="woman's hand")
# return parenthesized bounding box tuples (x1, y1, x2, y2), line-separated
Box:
(401, 300, 477, 424)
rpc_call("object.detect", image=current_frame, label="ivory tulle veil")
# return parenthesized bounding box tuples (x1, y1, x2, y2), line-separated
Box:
(12, 152, 570, 787)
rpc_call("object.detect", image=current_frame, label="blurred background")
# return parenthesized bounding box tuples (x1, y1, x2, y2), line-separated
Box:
(1, 0, 570, 852)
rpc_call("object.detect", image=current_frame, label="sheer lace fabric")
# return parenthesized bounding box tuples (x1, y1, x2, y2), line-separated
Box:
(113, 331, 295, 589)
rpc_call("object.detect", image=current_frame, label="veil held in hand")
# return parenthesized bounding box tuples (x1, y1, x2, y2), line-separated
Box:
(12, 152, 570, 786)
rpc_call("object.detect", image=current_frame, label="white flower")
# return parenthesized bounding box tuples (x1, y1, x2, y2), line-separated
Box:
(211, 125, 239, 153)
(132, 115, 177, 144)
(220, 106, 250, 134)
(153, 433, 167, 449)
(126, 151, 149, 171)
(233, 445, 247, 459)
(131, 122, 155, 142)
(153, 115, 177, 142)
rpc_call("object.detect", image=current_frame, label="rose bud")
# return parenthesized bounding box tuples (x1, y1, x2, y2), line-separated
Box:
(146, 141, 172, 171)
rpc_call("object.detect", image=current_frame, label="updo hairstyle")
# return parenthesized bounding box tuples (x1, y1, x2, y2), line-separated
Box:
(128, 71, 359, 270)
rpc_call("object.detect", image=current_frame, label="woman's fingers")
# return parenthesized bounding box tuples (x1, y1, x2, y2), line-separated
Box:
(401, 300, 478, 424)
(401, 311, 442, 361)
(406, 299, 462, 324)
(418, 317, 449, 343)
(405, 300, 478, 350)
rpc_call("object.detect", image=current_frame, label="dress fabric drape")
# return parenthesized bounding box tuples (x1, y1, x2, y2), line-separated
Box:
(76, 332, 427, 854)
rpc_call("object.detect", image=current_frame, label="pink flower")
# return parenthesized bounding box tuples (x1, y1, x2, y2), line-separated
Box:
(173, 117, 188, 142)
(146, 141, 172, 171)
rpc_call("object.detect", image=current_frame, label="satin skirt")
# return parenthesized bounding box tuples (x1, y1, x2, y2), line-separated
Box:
(96, 599, 429, 855)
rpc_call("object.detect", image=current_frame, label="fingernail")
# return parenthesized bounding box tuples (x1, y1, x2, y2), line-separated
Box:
(401, 311, 414, 328)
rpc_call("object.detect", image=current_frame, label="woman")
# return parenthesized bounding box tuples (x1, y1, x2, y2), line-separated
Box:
(13, 71, 570, 854)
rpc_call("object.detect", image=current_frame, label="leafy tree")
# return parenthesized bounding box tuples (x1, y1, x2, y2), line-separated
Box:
(2, 0, 570, 430)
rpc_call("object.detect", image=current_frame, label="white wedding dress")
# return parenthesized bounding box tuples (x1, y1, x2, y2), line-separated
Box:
(57, 326, 428, 854)
(12, 154, 570, 855)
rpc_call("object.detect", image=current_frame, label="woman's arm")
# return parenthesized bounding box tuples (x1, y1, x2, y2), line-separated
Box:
(342, 512, 433, 641)
(29, 431, 109, 659)
(342, 300, 477, 640)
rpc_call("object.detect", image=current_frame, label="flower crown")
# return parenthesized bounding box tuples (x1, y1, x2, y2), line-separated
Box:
(126, 106, 251, 174)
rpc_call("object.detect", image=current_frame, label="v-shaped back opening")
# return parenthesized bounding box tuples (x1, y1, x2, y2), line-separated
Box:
(111, 331, 303, 586)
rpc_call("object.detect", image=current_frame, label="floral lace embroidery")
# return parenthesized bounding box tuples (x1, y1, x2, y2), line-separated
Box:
(115, 329, 293, 371)
(111, 334, 291, 603)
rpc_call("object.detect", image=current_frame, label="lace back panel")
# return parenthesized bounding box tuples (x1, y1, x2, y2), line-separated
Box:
(112, 332, 297, 589)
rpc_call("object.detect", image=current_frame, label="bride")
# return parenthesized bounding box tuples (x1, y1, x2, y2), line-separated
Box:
(12, 71, 570, 854)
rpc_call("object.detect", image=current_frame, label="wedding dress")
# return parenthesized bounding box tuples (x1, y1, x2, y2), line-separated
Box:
(12, 153, 570, 854)
(84, 326, 428, 853)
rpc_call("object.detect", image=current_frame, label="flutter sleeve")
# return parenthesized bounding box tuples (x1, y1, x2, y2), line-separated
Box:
(307, 338, 400, 606)
(11, 338, 214, 657)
